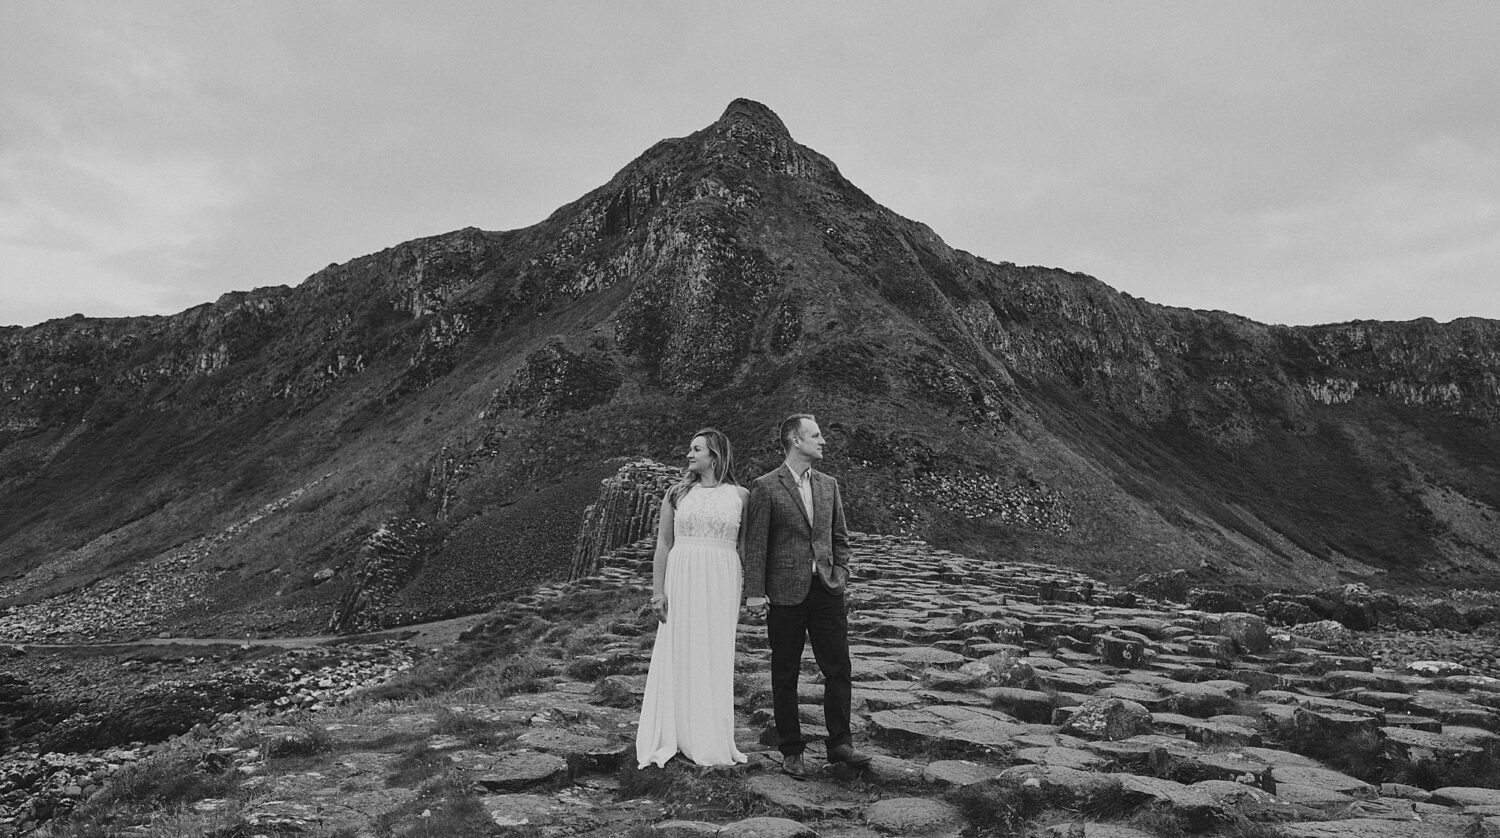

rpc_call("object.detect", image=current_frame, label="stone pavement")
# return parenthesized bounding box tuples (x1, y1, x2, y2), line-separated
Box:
(31, 532, 1500, 836)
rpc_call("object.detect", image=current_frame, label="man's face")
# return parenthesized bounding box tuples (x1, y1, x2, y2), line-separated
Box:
(792, 419, 825, 461)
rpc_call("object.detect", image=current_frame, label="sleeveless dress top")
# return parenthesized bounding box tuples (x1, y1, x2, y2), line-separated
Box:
(635, 483, 749, 768)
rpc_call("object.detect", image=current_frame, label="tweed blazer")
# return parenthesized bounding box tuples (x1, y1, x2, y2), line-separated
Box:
(743, 464, 852, 606)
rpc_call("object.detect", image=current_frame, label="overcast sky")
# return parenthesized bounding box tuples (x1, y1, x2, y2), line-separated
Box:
(3, 2, 1498, 329)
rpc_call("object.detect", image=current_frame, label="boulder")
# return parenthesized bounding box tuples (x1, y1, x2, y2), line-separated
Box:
(1264, 598, 1319, 626)
(1128, 569, 1190, 603)
(1406, 660, 1468, 678)
(998, 764, 1120, 806)
(1095, 633, 1147, 668)
(1292, 620, 1357, 646)
(1205, 612, 1269, 653)
(1311, 583, 1380, 630)
(1462, 603, 1500, 629)
(1060, 697, 1153, 741)
(986, 655, 1038, 689)
(1187, 589, 1245, 613)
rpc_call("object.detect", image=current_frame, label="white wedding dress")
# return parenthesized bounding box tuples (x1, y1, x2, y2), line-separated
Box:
(635, 483, 749, 768)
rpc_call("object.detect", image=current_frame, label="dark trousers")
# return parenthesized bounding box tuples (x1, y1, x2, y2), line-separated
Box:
(767, 579, 852, 756)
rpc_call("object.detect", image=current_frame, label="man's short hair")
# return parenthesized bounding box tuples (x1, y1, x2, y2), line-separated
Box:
(779, 413, 815, 451)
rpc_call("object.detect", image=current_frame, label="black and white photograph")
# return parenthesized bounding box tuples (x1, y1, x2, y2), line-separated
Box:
(3, 3, 1500, 835)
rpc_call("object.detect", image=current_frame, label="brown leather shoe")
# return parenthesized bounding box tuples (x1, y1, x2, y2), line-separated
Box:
(827, 744, 872, 767)
(781, 753, 815, 778)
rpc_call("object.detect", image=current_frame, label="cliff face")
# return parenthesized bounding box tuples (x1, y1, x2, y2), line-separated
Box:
(3, 99, 1499, 636)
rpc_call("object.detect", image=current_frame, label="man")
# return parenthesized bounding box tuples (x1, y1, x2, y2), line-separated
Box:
(743, 413, 872, 776)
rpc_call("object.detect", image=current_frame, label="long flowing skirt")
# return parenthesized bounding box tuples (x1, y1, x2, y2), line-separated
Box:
(635, 536, 748, 768)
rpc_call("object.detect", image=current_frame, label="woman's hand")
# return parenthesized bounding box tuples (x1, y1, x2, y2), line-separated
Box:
(651, 593, 668, 623)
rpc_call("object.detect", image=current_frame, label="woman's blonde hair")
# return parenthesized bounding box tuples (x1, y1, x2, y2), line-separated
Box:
(668, 427, 738, 508)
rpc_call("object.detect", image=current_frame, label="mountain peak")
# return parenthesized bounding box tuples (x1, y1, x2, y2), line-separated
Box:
(716, 98, 791, 137)
(698, 98, 818, 178)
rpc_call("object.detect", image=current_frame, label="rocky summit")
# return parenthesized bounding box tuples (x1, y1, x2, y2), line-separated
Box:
(3, 99, 1500, 646)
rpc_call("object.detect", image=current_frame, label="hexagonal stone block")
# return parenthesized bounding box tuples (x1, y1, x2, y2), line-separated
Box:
(893, 647, 968, 670)
(717, 816, 819, 838)
(1012, 746, 1110, 772)
(745, 775, 864, 820)
(1280, 817, 1467, 837)
(455, 750, 569, 792)
(1116, 774, 1220, 820)
(864, 797, 966, 836)
(1405, 660, 1468, 678)
(1429, 786, 1500, 808)
(1270, 765, 1374, 799)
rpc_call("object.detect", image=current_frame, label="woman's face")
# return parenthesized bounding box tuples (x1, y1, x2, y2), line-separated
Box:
(685, 435, 715, 477)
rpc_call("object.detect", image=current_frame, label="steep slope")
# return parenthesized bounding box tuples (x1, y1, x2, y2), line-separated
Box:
(3, 99, 1499, 637)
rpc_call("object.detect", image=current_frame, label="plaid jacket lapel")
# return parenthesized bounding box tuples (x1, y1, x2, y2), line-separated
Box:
(811, 470, 830, 534)
(778, 466, 812, 528)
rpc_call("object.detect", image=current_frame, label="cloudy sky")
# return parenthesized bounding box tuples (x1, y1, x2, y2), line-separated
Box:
(3, 2, 1498, 329)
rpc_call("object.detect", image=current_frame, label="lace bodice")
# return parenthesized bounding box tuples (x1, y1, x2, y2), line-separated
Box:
(674, 483, 743, 543)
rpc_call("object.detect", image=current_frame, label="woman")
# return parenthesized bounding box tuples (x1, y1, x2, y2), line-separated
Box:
(635, 428, 751, 768)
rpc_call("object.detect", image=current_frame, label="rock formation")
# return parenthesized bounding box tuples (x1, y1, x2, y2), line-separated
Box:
(327, 518, 435, 634)
(568, 459, 682, 580)
(4, 99, 1500, 637)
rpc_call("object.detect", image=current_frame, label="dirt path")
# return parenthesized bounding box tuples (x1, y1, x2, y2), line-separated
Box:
(14, 611, 493, 651)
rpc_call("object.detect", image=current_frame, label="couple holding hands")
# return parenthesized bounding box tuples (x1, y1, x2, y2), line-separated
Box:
(634, 413, 872, 777)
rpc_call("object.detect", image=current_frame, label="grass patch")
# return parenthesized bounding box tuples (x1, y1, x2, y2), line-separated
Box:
(260, 711, 335, 759)
(426, 705, 519, 748)
(594, 676, 641, 709)
(1388, 748, 1500, 791)
(86, 748, 239, 811)
(356, 585, 637, 704)
(35, 745, 246, 838)
(616, 761, 761, 821)
(1076, 777, 1131, 820)
(351, 586, 643, 706)
(37, 800, 251, 838)
(333, 727, 432, 753)
(942, 776, 1049, 837)
(1321, 730, 1387, 782)
(564, 650, 643, 682)
(432, 706, 493, 734)
(385, 742, 452, 788)
(1122, 808, 1191, 838)
(733, 672, 772, 708)
(374, 773, 498, 838)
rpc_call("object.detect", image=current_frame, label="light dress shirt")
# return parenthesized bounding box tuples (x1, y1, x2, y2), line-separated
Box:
(788, 462, 815, 525)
